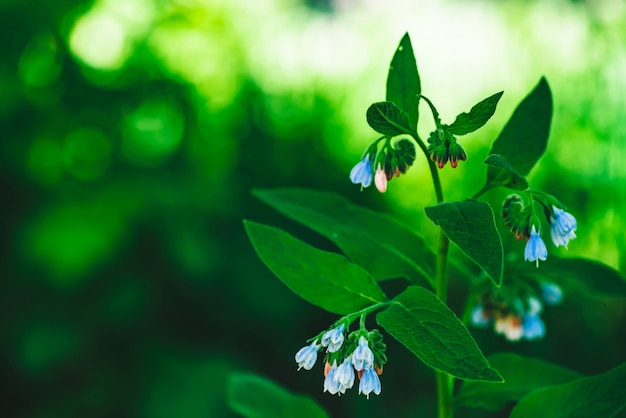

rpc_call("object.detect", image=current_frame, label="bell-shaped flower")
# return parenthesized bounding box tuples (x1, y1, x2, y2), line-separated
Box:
(541, 282, 563, 305)
(374, 164, 387, 193)
(351, 336, 374, 371)
(323, 361, 341, 395)
(295, 341, 320, 370)
(350, 156, 373, 189)
(527, 296, 543, 316)
(522, 314, 546, 340)
(495, 315, 523, 341)
(470, 304, 491, 328)
(334, 357, 355, 393)
(321, 324, 345, 353)
(551, 206, 577, 248)
(447, 141, 467, 168)
(358, 367, 381, 399)
(524, 225, 548, 267)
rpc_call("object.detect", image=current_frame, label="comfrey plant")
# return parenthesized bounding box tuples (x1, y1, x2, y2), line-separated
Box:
(239, 33, 626, 418)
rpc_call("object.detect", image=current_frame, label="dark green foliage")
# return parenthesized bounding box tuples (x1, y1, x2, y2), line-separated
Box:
(253, 188, 435, 286)
(377, 286, 502, 382)
(447, 91, 503, 136)
(425, 200, 503, 286)
(227, 373, 330, 418)
(244, 221, 387, 315)
(386, 32, 421, 133)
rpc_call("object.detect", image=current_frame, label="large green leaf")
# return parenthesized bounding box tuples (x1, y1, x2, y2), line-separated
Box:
(253, 188, 435, 287)
(376, 286, 502, 382)
(456, 353, 582, 411)
(227, 373, 330, 418)
(244, 221, 386, 315)
(483, 154, 529, 190)
(386, 32, 420, 132)
(486, 77, 552, 188)
(366, 101, 412, 137)
(447, 91, 503, 136)
(510, 362, 626, 418)
(510, 256, 626, 298)
(424, 200, 503, 286)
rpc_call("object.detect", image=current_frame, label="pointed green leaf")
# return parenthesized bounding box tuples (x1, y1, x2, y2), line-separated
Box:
(377, 286, 502, 382)
(424, 200, 503, 286)
(366, 101, 412, 137)
(510, 362, 626, 418)
(227, 373, 330, 418)
(447, 91, 503, 135)
(253, 188, 435, 286)
(512, 256, 626, 298)
(456, 353, 583, 411)
(483, 154, 529, 190)
(386, 32, 420, 132)
(244, 221, 386, 315)
(487, 77, 552, 185)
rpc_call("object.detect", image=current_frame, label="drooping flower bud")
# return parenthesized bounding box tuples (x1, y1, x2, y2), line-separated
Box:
(524, 225, 548, 267)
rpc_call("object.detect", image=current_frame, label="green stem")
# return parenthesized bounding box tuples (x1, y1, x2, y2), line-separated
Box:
(415, 96, 453, 417)
(435, 228, 453, 418)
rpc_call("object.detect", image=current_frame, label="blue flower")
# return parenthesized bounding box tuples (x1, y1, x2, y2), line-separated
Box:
(525, 225, 548, 267)
(349, 156, 373, 188)
(323, 361, 341, 395)
(551, 206, 577, 248)
(351, 336, 374, 371)
(334, 357, 355, 393)
(470, 304, 491, 328)
(321, 324, 345, 353)
(541, 282, 563, 305)
(527, 296, 543, 315)
(295, 341, 320, 371)
(359, 367, 381, 398)
(522, 314, 546, 340)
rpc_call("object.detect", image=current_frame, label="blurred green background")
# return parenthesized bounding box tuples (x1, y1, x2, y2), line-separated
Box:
(2, 0, 626, 417)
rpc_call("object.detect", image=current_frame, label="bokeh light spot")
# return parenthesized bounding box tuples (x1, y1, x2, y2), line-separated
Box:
(18, 32, 63, 87)
(69, 9, 129, 70)
(18, 324, 81, 375)
(63, 127, 112, 181)
(121, 99, 184, 167)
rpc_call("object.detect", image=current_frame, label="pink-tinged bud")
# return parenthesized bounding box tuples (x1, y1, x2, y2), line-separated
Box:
(324, 361, 332, 377)
(375, 165, 387, 193)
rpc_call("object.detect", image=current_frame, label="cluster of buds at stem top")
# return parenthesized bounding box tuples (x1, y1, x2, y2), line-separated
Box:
(470, 281, 563, 341)
(501, 192, 577, 267)
(350, 138, 416, 193)
(426, 127, 467, 169)
(294, 323, 387, 398)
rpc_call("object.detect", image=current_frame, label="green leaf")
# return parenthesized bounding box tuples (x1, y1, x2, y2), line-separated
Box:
(487, 77, 552, 182)
(424, 200, 503, 286)
(447, 91, 503, 135)
(366, 101, 412, 137)
(376, 286, 502, 382)
(227, 373, 330, 418)
(510, 362, 626, 418)
(483, 154, 529, 190)
(244, 221, 386, 315)
(456, 352, 583, 411)
(512, 256, 626, 298)
(386, 32, 420, 132)
(253, 188, 435, 286)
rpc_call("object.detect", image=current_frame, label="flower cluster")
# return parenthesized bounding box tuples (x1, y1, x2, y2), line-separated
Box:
(350, 138, 416, 193)
(470, 281, 563, 341)
(502, 193, 577, 266)
(295, 324, 387, 398)
(426, 128, 467, 169)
